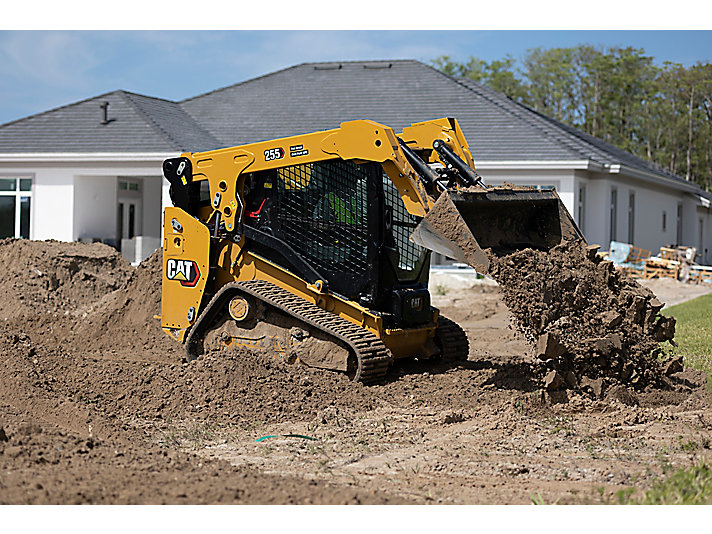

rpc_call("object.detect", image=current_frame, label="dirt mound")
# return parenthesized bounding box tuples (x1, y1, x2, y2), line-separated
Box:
(72, 248, 180, 358)
(0, 321, 403, 504)
(487, 240, 676, 395)
(0, 240, 179, 361)
(0, 238, 132, 319)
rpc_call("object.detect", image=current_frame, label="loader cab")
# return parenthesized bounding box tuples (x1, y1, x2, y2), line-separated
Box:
(243, 159, 432, 328)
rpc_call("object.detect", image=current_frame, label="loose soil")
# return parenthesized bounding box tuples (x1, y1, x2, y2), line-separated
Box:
(1, 239, 710, 504)
(486, 240, 677, 395)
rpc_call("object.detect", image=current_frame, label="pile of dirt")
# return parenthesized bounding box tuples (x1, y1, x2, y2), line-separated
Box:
(0, 240, 179, 360)
(73, 248, 180, 357)
(486, 240, 677, 395)
(0, 239, 132, 319)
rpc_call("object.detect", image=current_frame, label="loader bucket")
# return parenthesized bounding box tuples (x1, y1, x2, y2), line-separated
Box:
(410, 187, 583, 273)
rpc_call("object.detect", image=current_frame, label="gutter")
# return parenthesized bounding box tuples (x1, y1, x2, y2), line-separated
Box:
(0, 152, 178, 163)
(475, 160, 594, 171)
(476, 158, 704, 198)
(607, 163, 703, 195)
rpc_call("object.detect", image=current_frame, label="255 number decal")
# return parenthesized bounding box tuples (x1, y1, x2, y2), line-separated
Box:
(264, 147, 285, 161)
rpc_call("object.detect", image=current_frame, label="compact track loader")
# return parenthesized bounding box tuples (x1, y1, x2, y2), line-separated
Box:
(160, 118, 581, 384)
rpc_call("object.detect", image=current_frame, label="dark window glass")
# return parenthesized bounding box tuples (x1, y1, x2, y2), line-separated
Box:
(20, 179, 32, 191)
(609, 189, 617, 243)
(20, 196, 31, 238)
(628, 192, 635, 244)
(118, 202, 124, 239)
(0, 178, 16, 191)
(0, 196, 16, 238)
(128, 204, 136, 239)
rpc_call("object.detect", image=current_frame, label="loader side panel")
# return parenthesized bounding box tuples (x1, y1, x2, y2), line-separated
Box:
(161, 206, 211, 341)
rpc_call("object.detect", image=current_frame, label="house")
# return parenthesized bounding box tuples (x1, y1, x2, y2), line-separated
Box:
(1, 59, 710, 265)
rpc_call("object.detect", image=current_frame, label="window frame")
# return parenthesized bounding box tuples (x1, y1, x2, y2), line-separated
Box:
(609, 188, 618, 243)
(577, 184, 586, 234)
(0, 176, 32, 239)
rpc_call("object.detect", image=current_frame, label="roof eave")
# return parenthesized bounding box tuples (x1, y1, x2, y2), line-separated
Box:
(608, 163, 702, 194)
(0, 152, 179, 163)
(475, 160, 595, 171)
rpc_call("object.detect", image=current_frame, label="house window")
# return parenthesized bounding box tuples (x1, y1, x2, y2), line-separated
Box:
(699, 218, 704, 261)
(577, 185, 586, 233)
(119, 180, 140, 192)
(609, 188, 617, 243)
(662, 211, 667, 232)
(676, 203, 683, 245)
(0, 177, 32, 239)
(628, 192, 635, 244)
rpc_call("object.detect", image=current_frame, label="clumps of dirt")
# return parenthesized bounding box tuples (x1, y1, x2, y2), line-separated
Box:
(486, 240, 676, 395)
(0, 240, 178, 362)
(0, 238, 132, 319)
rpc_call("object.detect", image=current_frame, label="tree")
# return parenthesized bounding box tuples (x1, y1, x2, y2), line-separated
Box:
(430, 48, 712, 190)
(431, 54, 527, 101)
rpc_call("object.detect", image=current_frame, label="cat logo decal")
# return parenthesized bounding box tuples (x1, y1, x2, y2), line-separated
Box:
(166, 259, 200, 287)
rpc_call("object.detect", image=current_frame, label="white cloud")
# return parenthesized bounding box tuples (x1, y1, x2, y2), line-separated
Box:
(0, 31, 100, 90)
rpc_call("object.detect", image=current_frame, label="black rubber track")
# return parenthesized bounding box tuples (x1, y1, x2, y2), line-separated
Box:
(435, 315, 470, 361)
(186, 280, 393, 385)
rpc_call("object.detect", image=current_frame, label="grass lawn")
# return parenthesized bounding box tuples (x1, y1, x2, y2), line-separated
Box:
(663, 292, 712, 380)
(619, 293, 712, 504)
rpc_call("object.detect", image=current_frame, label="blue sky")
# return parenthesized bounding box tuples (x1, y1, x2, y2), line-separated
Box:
(2, 29, 712, 125)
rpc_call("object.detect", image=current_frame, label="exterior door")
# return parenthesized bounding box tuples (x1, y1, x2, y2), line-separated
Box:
(118, 199, 141, 240)
(117, 179, 142, 244)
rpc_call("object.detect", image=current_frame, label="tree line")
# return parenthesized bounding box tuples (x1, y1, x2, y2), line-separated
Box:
(432, 46, 712, 191)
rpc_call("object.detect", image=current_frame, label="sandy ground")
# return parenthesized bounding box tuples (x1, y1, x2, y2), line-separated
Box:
(1, 241, 711, 504)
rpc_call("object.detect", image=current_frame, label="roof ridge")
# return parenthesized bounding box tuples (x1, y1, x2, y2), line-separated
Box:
(0, 89, 127, 129)
(119, 90, 180, 105)
(118, 91, 183, 151)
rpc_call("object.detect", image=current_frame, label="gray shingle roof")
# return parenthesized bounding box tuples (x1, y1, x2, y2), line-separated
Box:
(0, 90, 219, 153)
(179, 60, 685, 184)
(180, 59, 590, 162)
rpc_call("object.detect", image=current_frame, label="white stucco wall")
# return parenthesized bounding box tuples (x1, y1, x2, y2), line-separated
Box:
(476, 166, 577, 215)
(142, 176, 163, 239)
(696, 205, 712, 265)
(4, 155, 711, 266)
(73, 175, 117, 241)
(0, 155, 175, 244)
(0, 164, 76, 241)
(575, 169, 712, 263)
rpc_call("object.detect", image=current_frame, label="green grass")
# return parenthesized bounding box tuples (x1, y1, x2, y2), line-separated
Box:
(663, 293, 712, 381)
(609, 295, 712, 505)
(616, 462, 712, 505)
